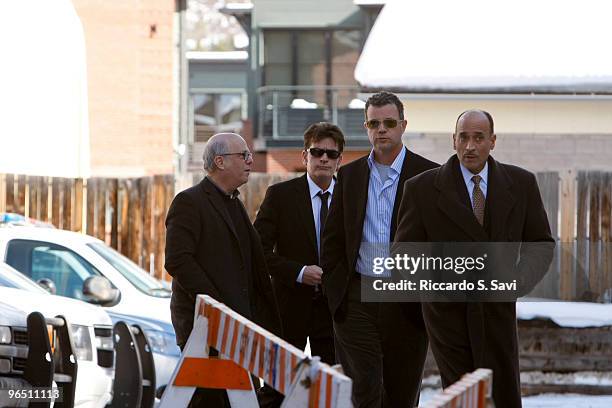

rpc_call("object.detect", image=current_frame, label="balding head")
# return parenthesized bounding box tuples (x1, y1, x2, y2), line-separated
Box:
(453, 109, 496, 174)
(203, 133, 246, 172)
(202, 132, 253, 193)
(455, 110, 494, 135)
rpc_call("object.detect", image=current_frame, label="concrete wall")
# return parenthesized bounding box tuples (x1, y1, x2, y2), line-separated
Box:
(399, 95, 612, 172)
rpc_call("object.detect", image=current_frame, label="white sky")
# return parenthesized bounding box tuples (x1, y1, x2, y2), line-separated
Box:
(0, 0, 90, 178)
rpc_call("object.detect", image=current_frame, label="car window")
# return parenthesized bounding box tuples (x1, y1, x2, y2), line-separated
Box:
(6, 239, 105, 300)
(87, 242, 171, 298)
(0, 263, 49, 293)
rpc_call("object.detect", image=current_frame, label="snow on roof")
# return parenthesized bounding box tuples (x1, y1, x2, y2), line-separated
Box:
(355, 0, 612, 92)
(517, 300, 612, 328)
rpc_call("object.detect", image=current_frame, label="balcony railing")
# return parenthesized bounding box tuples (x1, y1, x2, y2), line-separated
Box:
(257, 85, 367, 140)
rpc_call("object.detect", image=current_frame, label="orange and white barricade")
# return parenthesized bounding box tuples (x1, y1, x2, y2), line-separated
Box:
(421, 368, 493, 408)
(159, 295, 353, 408)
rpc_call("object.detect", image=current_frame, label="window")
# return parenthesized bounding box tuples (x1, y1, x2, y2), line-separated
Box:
(190, 93, 243, 143)
(263, 29, 361, 91)
(6, 240, 106, 301)
(87, 242, 170, 298)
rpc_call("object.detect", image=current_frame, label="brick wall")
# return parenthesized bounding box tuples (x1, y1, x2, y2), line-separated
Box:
(71, 0, 175, 177)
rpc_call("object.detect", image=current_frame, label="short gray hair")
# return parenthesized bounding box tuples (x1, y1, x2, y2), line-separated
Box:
(202, 136, 230, 171)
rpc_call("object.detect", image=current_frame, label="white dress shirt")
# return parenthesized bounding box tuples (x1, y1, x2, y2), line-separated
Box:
(296, 174, 335, 283)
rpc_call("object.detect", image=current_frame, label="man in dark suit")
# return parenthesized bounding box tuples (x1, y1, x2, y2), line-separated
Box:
(254, 122, 344, 365)
(321, 91, 438, 407)
(394, 110, 555, 408)
(165, 132, 281, 407)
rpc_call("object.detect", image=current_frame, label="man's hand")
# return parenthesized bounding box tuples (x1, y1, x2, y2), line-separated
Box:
(301, 265, 323, 286)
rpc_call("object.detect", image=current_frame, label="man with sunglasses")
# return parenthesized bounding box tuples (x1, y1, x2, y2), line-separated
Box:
(165, 133, 281, 407)
(321, 91, 438, 407)
(254, 122, 344, 367)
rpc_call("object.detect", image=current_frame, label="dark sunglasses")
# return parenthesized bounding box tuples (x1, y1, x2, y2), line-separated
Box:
(365, 118, 403, 129)
(308, 147, 341, 159)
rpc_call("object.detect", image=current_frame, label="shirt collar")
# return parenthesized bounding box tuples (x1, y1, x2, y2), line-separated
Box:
(306, 173, 335, 199)
(459, 160, 488, 187)
(367, 146, 406, 179)
(206, 176, 240, 199)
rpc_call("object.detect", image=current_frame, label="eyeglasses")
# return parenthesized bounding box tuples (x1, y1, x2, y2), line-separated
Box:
(365, 118, 404, 129)
(220, 151, 253, 161)
(308, 148, 341, 159)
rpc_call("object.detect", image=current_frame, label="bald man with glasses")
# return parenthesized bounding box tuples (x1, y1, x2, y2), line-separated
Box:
(165, 133, 281, 407)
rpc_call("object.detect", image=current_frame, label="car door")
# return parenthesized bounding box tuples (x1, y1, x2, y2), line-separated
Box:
(5, 239, 108, 301)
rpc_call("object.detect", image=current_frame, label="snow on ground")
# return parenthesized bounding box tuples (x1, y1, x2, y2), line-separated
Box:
(420, 388, 612, 407)
(522, 394, 612, 408)
(517, 299, 612, 328)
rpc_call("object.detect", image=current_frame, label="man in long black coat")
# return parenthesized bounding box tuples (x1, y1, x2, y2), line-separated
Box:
(394, 110, 554, 408)
(165, 132, 281, 407)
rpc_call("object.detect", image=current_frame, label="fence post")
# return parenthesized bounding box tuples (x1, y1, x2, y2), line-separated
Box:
(559, 169, 576, 300)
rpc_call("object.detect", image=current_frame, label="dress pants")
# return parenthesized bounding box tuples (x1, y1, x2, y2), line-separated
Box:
(286, 293, 335, 365)
(333, 276, 383, 408)
(423, 302, 522, 408)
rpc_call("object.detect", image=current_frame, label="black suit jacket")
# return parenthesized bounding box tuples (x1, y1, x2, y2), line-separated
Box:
(165, 177, 281, 347)
(321, 148, 439, 321)
(253, 174, 331, 340)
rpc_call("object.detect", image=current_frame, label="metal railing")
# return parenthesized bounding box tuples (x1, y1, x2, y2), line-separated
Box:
(257, 85, 366, 139)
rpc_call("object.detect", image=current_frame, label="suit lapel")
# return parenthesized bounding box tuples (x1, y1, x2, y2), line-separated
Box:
(294, 175, 318, 255)
(201, 178, 239, 242)
(391, 148, 415, 240)
(353, 158, 370, 246)
(435, 156, 489, 241)
(486, 157, 516, 241)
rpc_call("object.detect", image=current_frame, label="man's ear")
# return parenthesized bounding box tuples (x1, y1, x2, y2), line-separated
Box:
(490, 134, 496, 150)
(302, 150, 308, 167)
(452, 134, 457, 151)
(214, 155, 225, 169)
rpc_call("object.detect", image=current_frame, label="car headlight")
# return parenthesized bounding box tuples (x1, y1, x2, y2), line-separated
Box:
(70, 324, 93, 361)
(143, 329, 180, 356)
(0, 326, 11, 344)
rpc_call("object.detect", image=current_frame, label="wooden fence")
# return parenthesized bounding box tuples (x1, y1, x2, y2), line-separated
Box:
(0, 174, 174, 281)
(2, 170, 612, 302)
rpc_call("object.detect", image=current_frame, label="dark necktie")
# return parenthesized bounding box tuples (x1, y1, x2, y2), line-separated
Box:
(317, 191, 330, 258)
(471, 175, 485, 226)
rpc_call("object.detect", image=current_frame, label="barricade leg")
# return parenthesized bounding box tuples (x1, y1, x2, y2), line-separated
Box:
(159, 315, 258, 407)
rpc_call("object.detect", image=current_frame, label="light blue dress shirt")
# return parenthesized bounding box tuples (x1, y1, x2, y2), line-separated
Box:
(356, 147, 406, 277)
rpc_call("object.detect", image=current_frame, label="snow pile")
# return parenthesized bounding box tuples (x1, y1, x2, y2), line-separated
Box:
(517, 300, 612, 328)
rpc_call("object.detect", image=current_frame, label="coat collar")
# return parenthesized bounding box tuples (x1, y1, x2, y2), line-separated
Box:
(434, 155, 515, 241)
(200, 177, 239, 242)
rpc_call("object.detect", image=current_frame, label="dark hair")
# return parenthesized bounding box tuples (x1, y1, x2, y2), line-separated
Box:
(364, 91, 404, 120)
(303, 122, 345, 152)
(455, 109, 495, 134)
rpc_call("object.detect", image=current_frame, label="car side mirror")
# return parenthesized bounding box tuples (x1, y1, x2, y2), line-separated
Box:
(37, 278, 57, 295)
(83, 276, 120, 306)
